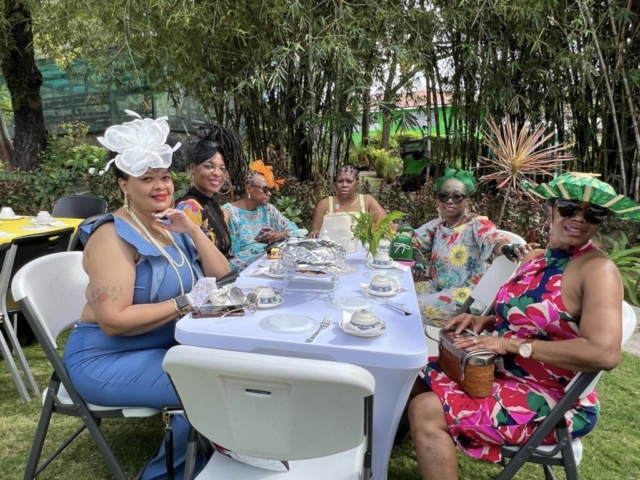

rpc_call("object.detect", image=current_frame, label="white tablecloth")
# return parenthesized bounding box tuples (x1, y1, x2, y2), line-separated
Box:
(176, 249, 428, 480)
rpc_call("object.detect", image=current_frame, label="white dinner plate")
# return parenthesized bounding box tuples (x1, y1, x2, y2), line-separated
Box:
(339, 318, 386, 338)
(21, 225, 49, 231)
(330, 296, 373, 311)
(259, 314, 318, 334)
(361, 284, 402, 298)
(0, 215, 24, 221)
(263, 270, 285, 279)
(256, 295, 284, 309)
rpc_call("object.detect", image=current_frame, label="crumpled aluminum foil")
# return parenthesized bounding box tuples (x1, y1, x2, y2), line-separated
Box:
(280, 238, 346, 274)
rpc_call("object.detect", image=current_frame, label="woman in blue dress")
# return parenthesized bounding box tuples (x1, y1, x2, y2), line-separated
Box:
(222, 161, 306, 270)
(63, 112, 230, 479)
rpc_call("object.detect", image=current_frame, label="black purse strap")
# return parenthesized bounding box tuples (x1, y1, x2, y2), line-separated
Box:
(162, 405, 184, 480)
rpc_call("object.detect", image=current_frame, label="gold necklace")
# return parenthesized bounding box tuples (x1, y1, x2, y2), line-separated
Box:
(337, 195, 359, 211)
(126, 207, 195, 295)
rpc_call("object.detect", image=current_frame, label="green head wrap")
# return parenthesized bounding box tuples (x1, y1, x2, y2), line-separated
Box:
(434, 168, 477, 195)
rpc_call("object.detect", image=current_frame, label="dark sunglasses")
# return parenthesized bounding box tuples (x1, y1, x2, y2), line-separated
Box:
(555, 199, 610, 225)
(437, 193, 467, 204)
(250, 184, 271, 195)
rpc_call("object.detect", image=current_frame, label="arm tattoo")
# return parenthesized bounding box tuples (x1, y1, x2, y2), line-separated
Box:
(90, 286, 125, 305)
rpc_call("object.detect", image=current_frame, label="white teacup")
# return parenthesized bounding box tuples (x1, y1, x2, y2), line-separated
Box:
(0, 207, 15, 219)
(378, 239, 391, 253)
(268, 261, 285, 275)
(372, 251, 392, 266)
(368, 275, 393, 294)
(350, 309, 380, 331)
(36, 211, 53, 225)
(254, 286, 280, 306)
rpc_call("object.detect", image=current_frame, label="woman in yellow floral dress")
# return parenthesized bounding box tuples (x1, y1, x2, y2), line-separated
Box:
(415, 169, 531, 321)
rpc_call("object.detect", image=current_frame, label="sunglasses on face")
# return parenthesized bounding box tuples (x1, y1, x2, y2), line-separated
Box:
(437, 193, 467, 204)
(555, 199, 610, 225)
(250, 184, 271, 195)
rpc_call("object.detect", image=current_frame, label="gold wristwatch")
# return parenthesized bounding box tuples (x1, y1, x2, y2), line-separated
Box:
(518, 338, 535, 358)
(172, 295, 192, 316)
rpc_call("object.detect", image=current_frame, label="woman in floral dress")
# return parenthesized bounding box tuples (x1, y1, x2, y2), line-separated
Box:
(415, 169, 529, 321)
(222, 161, 306, 271)
(408, 173, 635, 480)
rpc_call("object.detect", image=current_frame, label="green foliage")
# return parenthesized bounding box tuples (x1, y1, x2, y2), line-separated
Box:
(0, 86, 12, 125)
(272, 195, 302, 224)
(357, 147, 403, 181)
(599, 232, 640, 305)
(351, 210, 405, 258)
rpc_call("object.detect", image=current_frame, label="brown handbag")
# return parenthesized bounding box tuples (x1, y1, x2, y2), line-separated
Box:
(434, 327, 497, 397)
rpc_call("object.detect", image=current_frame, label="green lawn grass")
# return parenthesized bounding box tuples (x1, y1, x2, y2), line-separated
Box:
(1, 340, 639, 480)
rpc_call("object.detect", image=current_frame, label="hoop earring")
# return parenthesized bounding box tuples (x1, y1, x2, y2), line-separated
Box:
(218, 178, 232, 195)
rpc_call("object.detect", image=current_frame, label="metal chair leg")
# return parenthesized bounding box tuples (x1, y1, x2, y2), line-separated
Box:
(24, 388, 56, 479)
(1, 314, 39, 395)
(543, 465, 557, 480)
(0, 322, 31, 402)
(79, 407, 128, 480)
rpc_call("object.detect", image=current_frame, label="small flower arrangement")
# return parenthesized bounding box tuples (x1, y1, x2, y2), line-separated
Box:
(351, 210, 405, 258)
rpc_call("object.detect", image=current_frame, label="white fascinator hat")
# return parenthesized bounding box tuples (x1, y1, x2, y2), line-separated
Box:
(98, 110, 181, 177)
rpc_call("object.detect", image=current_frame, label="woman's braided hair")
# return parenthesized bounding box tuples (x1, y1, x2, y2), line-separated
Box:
(186, 123, 245, 180)
(334, 165, 360, 182)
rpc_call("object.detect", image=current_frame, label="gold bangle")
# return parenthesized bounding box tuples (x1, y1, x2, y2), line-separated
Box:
(171, 298, 180, 314)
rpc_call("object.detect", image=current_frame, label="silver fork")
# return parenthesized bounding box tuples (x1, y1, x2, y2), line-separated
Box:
(305, 316, 332, 343)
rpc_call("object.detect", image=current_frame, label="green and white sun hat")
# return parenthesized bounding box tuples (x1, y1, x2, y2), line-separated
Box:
(521, 172, 640, 221)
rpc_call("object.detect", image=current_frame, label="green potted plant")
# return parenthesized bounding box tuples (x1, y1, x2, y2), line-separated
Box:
(351, 210, 405, 258)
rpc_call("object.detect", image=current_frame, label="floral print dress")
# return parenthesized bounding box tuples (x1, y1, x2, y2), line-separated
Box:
(222, 203, 303, 271)
(415, 216, 503, 320)
(423, 242, 600, 462)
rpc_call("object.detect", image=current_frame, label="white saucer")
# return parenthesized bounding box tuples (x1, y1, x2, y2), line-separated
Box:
(0, 215, 24, 221)
(260, 314, 318, 334)
(330, 296, 373, 311)
(339, 318, 386, 337)
(361, 284, 401, 297)
(256, 295, 284, 309)
(367, 259, 396, 270)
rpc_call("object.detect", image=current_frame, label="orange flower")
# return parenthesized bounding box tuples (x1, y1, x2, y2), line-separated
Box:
(249, 160, 285, 191)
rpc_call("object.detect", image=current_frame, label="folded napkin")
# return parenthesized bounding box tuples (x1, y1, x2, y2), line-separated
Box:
(0, 231, 14, 238)
(246, 267, 271, 277)
(391, 262, 410, 272)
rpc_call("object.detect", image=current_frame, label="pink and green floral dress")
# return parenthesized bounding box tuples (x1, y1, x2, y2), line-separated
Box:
(423, 242, 600, 462)
(415, 216, 504, 320)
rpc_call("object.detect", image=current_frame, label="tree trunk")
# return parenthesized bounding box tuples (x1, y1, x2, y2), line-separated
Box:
(361, 90, 371, 146)
(1, 0, 46, 171)
(0, 108, 13, 165)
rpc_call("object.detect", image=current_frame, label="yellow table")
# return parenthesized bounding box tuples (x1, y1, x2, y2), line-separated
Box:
(0, 217, 84, 245)
(0, 217, 84, 309)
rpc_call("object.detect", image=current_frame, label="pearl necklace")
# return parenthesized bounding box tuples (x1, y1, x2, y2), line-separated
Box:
(126, 207, 195, 296)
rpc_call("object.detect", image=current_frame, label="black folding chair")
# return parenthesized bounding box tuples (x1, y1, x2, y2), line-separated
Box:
(68, 213, 108, 251)
(0, 228, 74, 402)
(12, 252, 160, 479)
(52, 194, 108, 219)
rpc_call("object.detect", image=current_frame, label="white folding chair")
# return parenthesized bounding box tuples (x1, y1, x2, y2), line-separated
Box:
(425, 255, 520, 355)
(12, 252, 159, 480)
(497, 229, 526, 245)
(163, 346, 376, 480)
(497, 301, 637, 480)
